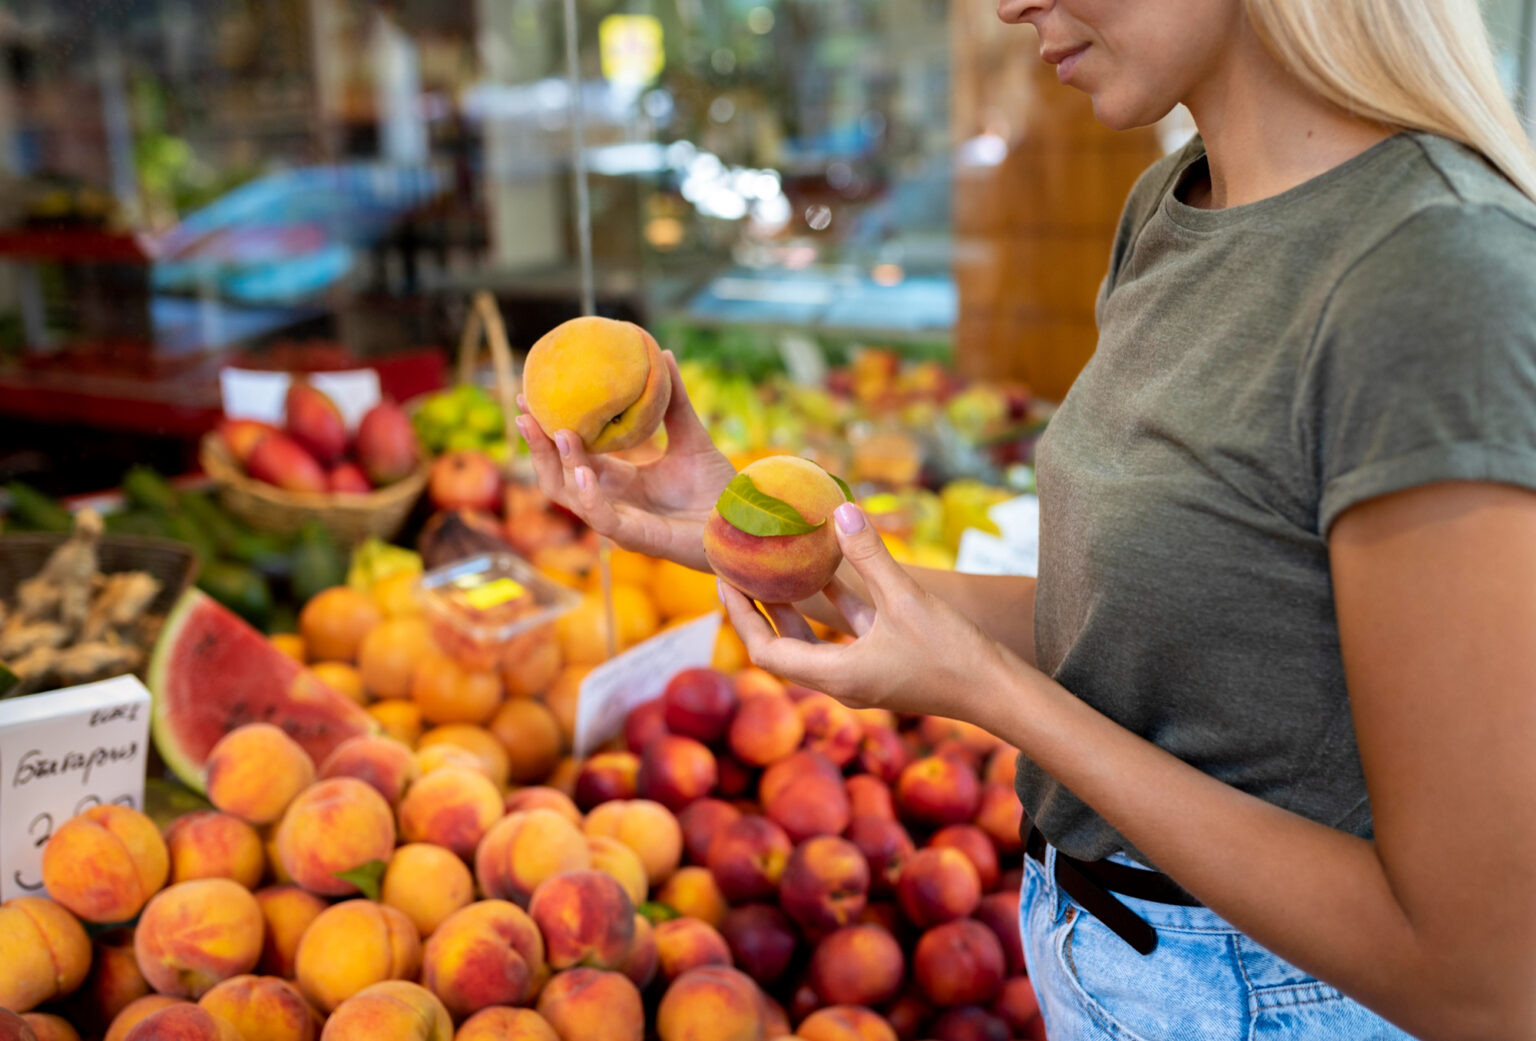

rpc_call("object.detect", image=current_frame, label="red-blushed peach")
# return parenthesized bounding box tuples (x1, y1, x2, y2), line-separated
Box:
(103, 996, 187, 1041)
(662, 667, 738, 744)
(503, 786, 582, 824)
(652, 918, 732, 983)
(582, 799, 683, 887)
(133, 879, 263, 998)
(763, 770, 849, 844)
(779, 836, 869, 937)
(40, 805, 169, 924)
(535, 968, 644, 1041)
(19, 1013, 77, 1041)
(0, 1009, 37, 1041)
(490, 699, 566, 786)
(913, 920, 1006, 1007)
(319, 981, 453, 1040)
(383, 843, 475, 937)
(732, 667, 785, 701)
(198, 975, 318, 1041)
(927, 1005, 1010, 1041)
(422, 900, 546, 1018)
(759, 993, 791, 1038)
(973, 785, 1024, 857)
(477, 809, 593, 905)
(895, 757, 980, 830)
(274, 778, 397, 897)
(928, 825, 1000, 892)
(396, 767, 503, 860)
(856, 902, 907, 941)
(0, 896, 91, 1012)
(637, 735, 718, 811)
(703, 457, 847, 605)
(705, 815, 793, 903)
(759, 749, 839, 807)
(885, 991, 935, 1041)
(73, 927, 149, 1034)
(983, 746, 1017, 788)
(121, 1004, 241, 1041)
(319, 736, 420, 806)
(851, 706, 896, 729)
(929, 738, 984, 773)
(574, 752, 641, 810)
(621, 913, 658, 990)
(845, 776, 896, 822)
(796, 1005, 898, 1041)
(655, 965, 764, 1041)
(294, 900, 422, 1012)
(918, 717, 1002, 760)
(726, 691, 804, 767)
(991, 976, 1041, 1035)
(622, 698, 669, 754)
(655, 866, 728, 928)
(807, 924, 904, 1008)
(858, 726, 910, 784)
(719, 903, 797, 984)
(164, 811, 265, 889)
(998, 866, 1024, 897)
(896, 848, 981, 929)
(529, 870, 637, 970)
(205, 723, 316, 825)
(588, 835, 650, 906)
(416, 744, 485, 777)
(797, 693, 862, 767)
(418, 725, 512, 790)
(715, 754, 757, 800)
(253, 886, 326, 977)
(523, 315, 671, 456)
(678, 799, 742, 865)
(786, 976, 821, 1023)
(972, 892, 1025, 978)
(455, 1007, 559, 1041)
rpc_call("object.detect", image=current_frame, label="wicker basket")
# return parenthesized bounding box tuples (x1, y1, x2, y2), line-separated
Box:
(0, 533, 199, 613)
(200, 435, 429, 545)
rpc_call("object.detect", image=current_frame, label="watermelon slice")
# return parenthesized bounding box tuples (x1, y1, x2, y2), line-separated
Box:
(148, 589, 375, 792)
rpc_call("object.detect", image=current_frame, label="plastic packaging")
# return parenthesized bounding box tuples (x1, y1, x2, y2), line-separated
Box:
(417, 552, 580, 670)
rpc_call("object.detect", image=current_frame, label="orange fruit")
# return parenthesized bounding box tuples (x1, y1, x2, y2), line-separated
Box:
(541, 665, 591, 749)
(411, 651, 503, 726)
(358, 616, 439, 700)
(417, 724, 511, 789)
(416, 742, 486, 777)
(650, 559, 721, 620)
(546, 756, 581, 797)
(368, 699, 423, 746)
(371, 570, 422, 617)
(713, 617, 748, 672)
(299, 587, 383, 663)
(269, 633, 307, 663)
(499, 628, 562, 699)
(555, 585, 659, 666)
(310, 661, 367, 705)
(488, 698, 565, 783)
(588, 547, 655, 590)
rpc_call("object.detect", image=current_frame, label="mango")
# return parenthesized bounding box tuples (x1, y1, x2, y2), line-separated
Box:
(522, 316, 671, 454)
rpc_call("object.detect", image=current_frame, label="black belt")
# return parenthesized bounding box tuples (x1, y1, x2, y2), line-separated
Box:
(1023, 822, 1200, 956)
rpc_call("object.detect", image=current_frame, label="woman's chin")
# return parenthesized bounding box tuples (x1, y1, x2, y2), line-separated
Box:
(1088, 93, 1178, 133)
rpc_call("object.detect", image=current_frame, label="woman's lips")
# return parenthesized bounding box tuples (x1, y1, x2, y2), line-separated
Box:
(1045, 43, 1089, 83)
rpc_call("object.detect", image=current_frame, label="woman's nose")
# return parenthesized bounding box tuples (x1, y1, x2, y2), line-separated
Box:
(996, 0, 1050, 25)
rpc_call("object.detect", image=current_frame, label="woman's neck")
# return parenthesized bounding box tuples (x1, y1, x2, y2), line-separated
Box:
(1182, 19, 1395, 209)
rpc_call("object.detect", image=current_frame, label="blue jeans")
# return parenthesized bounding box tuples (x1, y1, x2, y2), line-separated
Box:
(1020, 847, 1420, 1040)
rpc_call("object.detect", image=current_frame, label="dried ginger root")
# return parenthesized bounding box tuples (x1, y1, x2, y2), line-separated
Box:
(82, 571, 161, 642)
(53, 641, 141, 683)
(0, 619, 71, 659)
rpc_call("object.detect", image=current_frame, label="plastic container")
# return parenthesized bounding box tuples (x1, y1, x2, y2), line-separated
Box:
(417, 551, 581, 671)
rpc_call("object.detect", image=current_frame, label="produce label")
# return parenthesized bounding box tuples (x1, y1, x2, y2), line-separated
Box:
(574, 612, 723, 758)
(0, 674, 151, 901)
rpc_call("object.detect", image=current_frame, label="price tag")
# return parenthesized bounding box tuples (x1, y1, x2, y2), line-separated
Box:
(955, 529, 1039, 577)
(574, 613, 723, 759)
(219, 368, 382, 431)
(0, 674, 152, 901)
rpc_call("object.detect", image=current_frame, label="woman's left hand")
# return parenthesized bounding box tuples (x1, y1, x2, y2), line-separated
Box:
(718, 502, 1016, 729)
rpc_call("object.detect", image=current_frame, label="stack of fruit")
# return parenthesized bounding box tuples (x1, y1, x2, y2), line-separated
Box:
(410, 385, 514, 465)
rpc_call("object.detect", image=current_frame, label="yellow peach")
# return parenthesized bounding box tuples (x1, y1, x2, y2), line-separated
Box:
(0, 897, 91, 1012)
(204, 723, 316, 826)
(41, 805, 168, 924)
(523, 317, 671, 454)
(133, 880, 264, 998)
(294, 900, 422, 1013)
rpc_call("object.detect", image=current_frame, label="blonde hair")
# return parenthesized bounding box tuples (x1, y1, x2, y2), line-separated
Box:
(1245, 0, 1536, 201)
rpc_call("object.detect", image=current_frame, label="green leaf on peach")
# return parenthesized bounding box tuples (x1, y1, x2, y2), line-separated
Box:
(716, 472, 823, 537)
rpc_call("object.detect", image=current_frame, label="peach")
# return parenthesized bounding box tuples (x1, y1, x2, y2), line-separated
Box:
(808, 924, 904, 1007)
(19, 1014, 77, 1041)
(622, 698, 669, 754)
(846, 817, 914, 897)
(983, 746, 1017, 788)
(852, 707, 896, 730)
(764, 771, 849, 844)
(760, 995, 791, 1038)
(759, 749, 839, 807)
(275, 778, 396, 896)
(529, 870, 636, 970)
(918, 717, 1002, 760)
(198, 975, 318, 1041)
(895, 756, 980, 829)
(535, 968, 644, 1041)
(992, 976, 1040, 1035)
(655, 966, 764, 1041)
(417, 744, 485, 777)
(655, 866, 727, 928)
(205, 723, 316, 825)
(41, 805, 168, 924)
(417, 725, 511, 790)
(715, 754, 757, 799)
(294, 900, 421, 1012)
(896, 848, 981, 929)
(726, 691, 804, 767)
(541, 668, 586, 744)
(705, 815, 793, 903)
(973, 892, 1025, 977)
(973, 784, 1024, 857)
(455, 1007, 559, 1041)
(779, 836, 869, 936)
(588, 835, 650, 906)
(134, 879, 263, 998)
(523, 315, 671, 455)
(637, 735, 718, 811)
(0, 1010, 36, 1041)
(652, 918, 732, 983)
(253, 886, 326, 977)
(319, 981, 452, 1041)
(0, 897, 91, 1012)
(582, 799, 683, 887)
(786, 978, 821, 1024)
(103, 996, 186, 1041)
(846, 775, 896, 821)
(319, 736, 420, 806)
(622, 913, 658, 990)
(121, 1005, 241, 1041)
(797, 693, 862, 767)
(732, 667, 785, 701)
(396, 767, 503, 859)
(858, 726, 910, 783)
(75, 927, 150, 1033)
(677, 799, 742, 866)
(913, 920, 1006, 1007)
(164, 811, 265, 889)
(476, 809, 592, 905)
(490, 699, 565, 785)
(703, 457, 848, 604)
(929, 825, 1000, 892)
(719, 904, 797, 984)
(548, 755, 579, 794)
(422, 900, 546, 1018)
(662, 668, 738, 744)
(499, 627, 563, 700)
(369, 699, 424, 745)
(796, 1006, 898, 1041)
(504, 785, 582, 823)
(574, 751, 641, 810)
(383, 843, 475, 936)
(884, 992, 934, 1041)
(927, 1006, 1010, 1041)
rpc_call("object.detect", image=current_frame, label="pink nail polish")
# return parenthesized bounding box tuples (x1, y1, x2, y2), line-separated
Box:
(835, 502, 865, 534)
(555, 432, 572, 459)
(575, 467, 592, 492)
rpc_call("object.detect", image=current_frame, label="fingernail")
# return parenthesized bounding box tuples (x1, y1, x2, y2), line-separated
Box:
(716, 578, 725, 603)
(514, 416, 530, 439)
(516, 394, 528, 411)
(835, 502, 865, 534)
(555, 432, 572, 459)
(575, 467, 592, 492)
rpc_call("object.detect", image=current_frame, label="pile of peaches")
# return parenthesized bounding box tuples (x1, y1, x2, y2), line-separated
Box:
(2, 660, 1045, 1041)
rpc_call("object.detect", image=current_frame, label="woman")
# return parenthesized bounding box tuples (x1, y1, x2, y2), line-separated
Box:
(518, 0, 1536, 1036)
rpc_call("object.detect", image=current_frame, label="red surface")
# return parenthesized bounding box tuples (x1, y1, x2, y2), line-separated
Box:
(0, 228, 157, 263)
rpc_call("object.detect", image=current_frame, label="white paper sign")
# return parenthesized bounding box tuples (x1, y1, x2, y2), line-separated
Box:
(574, 612, 723, 759)
(955, 528, 1039, 577)
(0, 674, 153, 901)
(219, 368, 382, 431)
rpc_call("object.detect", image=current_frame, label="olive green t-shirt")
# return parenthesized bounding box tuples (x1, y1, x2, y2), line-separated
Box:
(1021, 131, 1536, 863)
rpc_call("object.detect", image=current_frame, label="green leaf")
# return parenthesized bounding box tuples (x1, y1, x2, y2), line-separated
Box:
(334, 859, 388, 901)
(716, 473, 823, 537)
(638, 901, 681, 924)
(0, 661, 18, 700)
(830, 473, 854, 503)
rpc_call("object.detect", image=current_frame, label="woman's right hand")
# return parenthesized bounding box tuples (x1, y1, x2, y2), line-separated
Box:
(515, 350, 735, 572)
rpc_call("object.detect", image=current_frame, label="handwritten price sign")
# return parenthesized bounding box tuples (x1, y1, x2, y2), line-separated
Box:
(0, 674, 152, 901)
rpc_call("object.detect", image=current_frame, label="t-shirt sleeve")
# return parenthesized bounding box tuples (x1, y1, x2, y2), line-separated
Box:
(1304, 203, 1536, 534)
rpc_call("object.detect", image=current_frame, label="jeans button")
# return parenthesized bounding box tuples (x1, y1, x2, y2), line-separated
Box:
(1063, 906, 1077, 923)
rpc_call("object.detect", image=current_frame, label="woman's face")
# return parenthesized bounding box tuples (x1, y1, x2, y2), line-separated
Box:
(996, 0, 1243, 128)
